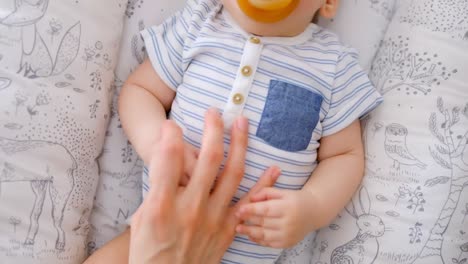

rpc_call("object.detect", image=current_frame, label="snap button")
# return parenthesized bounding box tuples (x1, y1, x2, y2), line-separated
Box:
(241, 66, 252, 77)
(232, 93, 244, 105)
(249, 36, 261, 44)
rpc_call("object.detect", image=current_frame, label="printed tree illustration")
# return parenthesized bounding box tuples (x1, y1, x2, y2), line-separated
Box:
(370, 36, 457, 95)
(413, 98, 468, 264)
(400, 0, 468, 40)
(462, 203, 468, 224)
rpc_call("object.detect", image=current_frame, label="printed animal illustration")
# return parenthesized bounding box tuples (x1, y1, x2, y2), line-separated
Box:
(0, 0, 81, 78)
(384, 123, 426, 170)
(331, 186, 386, 264)
(0, 137, 76, 250)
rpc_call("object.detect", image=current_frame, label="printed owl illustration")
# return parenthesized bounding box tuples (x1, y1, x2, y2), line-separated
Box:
(384, 123, 426, 170)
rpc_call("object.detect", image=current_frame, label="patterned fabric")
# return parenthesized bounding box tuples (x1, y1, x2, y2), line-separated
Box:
(317, 0, 397, 72)
(308, 1, 468, 264)
(0, 0, 126, 263)
(141, 0, 382, 262)
(86, 0, 186, 252)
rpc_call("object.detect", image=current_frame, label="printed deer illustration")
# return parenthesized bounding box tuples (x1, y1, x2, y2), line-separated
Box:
(0, 0, 81, 78)
(0, 137, 76, 250)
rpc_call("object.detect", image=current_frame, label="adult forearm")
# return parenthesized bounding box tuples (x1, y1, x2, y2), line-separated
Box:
(302, 150, 364, 230)
(118, 83, 168, 164)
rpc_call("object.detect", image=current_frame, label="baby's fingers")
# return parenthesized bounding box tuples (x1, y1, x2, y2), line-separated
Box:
(237, 200, 283, 219)
(236, 225, 282, 245)
(243, 216, 281, 229)
(249, 187, 283, 203)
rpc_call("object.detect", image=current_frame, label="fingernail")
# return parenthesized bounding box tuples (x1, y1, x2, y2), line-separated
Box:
(236, 116, 248, 132)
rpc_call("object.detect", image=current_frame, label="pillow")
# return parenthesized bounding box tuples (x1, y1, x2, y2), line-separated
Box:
(309, 1, 468, 264)
(0, 0, 125, 263)
(86, 0, 186, 251)
(317, 0, 396, 72)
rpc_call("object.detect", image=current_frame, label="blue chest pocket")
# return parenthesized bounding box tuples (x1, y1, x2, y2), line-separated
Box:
(256, 80, 323, 152)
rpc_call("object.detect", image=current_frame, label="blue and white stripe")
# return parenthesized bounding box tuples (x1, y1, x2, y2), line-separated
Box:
(141, 0, 382, 263)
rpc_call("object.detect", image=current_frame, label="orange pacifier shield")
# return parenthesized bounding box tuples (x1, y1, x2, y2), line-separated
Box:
(238, 0, 299, 23)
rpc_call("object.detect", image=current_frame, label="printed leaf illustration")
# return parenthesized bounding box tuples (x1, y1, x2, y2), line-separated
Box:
(55, 82, 71, 88)
(386, 211, 400, 217)
(424, 176, 450, 187)
(429, 113, 445, 143)
(73, 88, 86, 93)
(376, 194, 389, 201)
(65, 73, 75, 80)
(429, 147, 452, 169)
(4, 123, 23, 130)
(329, 224, 340, 230)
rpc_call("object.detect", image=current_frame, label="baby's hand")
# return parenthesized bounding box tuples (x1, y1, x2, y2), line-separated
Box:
(235, 188, 314, 248)
(179, 142, 199, 186)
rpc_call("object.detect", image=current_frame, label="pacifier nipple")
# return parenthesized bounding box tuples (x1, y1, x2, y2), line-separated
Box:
(238, 0, 299, 23)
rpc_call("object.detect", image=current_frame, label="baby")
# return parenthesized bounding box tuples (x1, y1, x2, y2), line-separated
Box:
(95, 0, 383, 263)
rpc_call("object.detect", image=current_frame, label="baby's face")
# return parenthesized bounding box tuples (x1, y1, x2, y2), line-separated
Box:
(223, 0, 335, 37)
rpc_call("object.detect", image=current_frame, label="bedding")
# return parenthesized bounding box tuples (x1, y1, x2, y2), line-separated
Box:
(1, 0, 466, 263)
(86, 0, 186, 251)
(0, 0, 126, 263)
(307, 1, 468, 264)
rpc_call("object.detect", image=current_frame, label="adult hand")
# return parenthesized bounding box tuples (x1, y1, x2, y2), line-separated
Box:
(129, 109, 280, 264)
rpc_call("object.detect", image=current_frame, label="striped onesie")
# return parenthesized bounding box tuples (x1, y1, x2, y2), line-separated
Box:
(140, 0, 383, 263)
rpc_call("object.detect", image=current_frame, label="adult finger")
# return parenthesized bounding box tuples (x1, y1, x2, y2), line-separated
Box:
(212, 116, 249, 207)
(183, 143, 198, 176)
(187, 108, 225, 199)
(146, 120, 184, 212)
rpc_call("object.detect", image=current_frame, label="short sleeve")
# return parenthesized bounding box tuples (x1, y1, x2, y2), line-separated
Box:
(321, 48, 383, 137)
(140, 0, 199, 91)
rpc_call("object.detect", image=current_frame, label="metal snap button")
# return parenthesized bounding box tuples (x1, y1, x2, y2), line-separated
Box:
(241, 66, 252, 77)
(232, 93, 244, 105)
(249, 36, 261, 44)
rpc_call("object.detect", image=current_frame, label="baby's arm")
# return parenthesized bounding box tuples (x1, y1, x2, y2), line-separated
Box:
(84, 228, 131, 264)
(236, 120, 364, 248)
(118, 59, 176, 164)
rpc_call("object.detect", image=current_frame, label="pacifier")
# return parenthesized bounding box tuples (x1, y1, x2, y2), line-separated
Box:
(237, 0, 299, 23)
